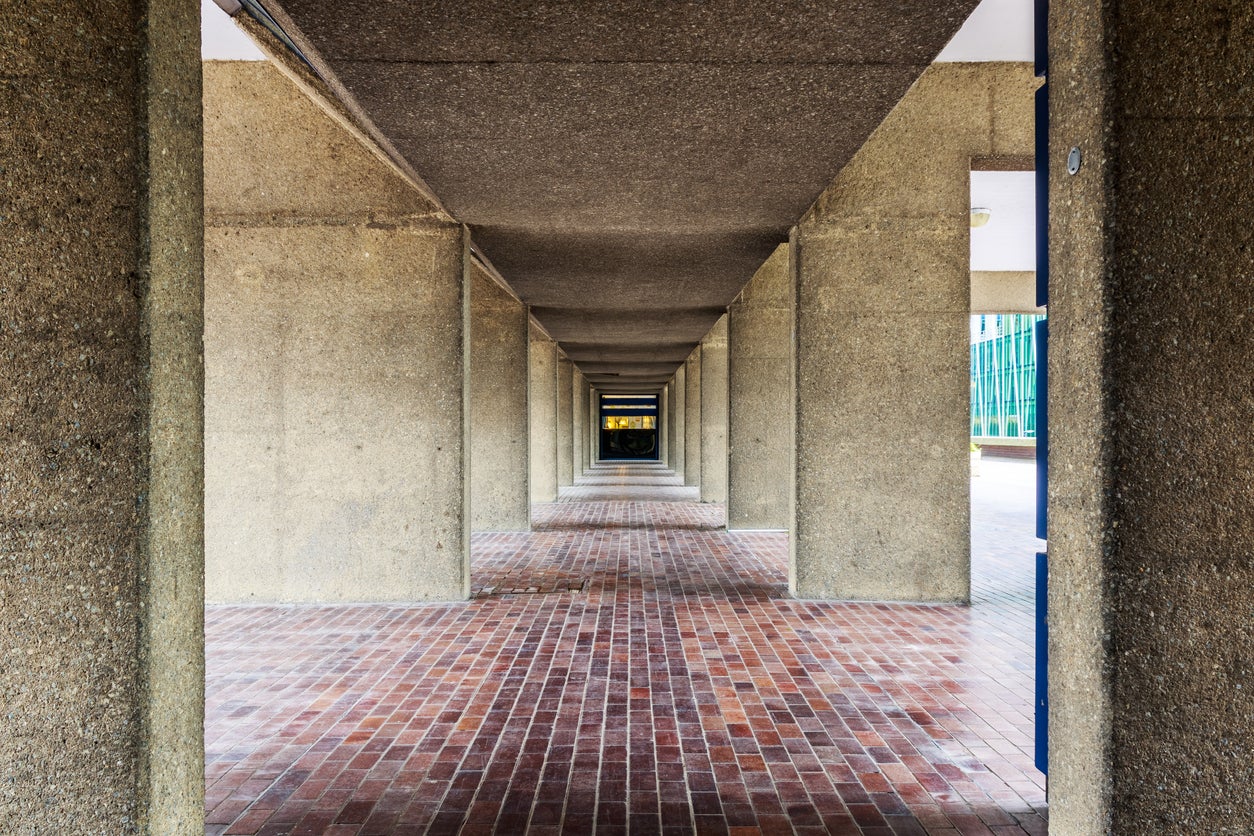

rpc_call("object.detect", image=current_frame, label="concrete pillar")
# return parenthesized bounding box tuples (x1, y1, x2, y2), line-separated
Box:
(204, 61, 468, 602)
(573, 370, 587, 478)
(1048, 3, 1254, 830)
(529, 323, 559, 503)
(794, 63, 1035, 601)
(700, 316, 729, 504)
(589, 386, 600, 466)
(470, 265, 529, 532)
(1, 0, 203, 829)
(728, 244, 795, 531)
(556, 357, 574, 486)
(660, 385, 670, 465)
(684, 351, 702, 487)
(670, 365, 687, 481)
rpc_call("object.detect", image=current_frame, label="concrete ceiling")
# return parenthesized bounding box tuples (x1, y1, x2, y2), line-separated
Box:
(262, 0, 980, 386)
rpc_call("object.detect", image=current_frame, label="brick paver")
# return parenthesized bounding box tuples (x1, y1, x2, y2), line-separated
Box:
(207, 460, 1046, 835)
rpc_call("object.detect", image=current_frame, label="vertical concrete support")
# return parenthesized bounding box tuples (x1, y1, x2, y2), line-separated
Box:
(670, 366, 687, 480)
(794, 63, 1035, 601)
(529, 323, 559, 503)
(204, 62, 466, 602)
(470, 266, 529, 532)
(556, 357, 574, 486)
(684, 351, 702, 487)
(572, 370, 587, 478)
(699, 316, 729, 504)
(728, 245, 795, 530)
(589, 386, 600, 465)
(0, 0, 203, 829)
(1048, 4, 1254, 831)
(660, 386, 670, 465)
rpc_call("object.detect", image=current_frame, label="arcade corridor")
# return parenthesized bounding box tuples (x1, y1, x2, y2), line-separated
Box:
(206, 463, 1045, 835)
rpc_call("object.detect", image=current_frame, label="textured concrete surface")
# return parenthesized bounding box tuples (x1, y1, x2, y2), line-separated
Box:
(670, 365, 687, 483)
(204, 61, 467, 602)
(572, 369, 587, 478)
(260, 0, 979, 384)
(556, 357, 574, 486)
(683, 350, 702, 489)
(1049, 2, 1254, 831)
(528, 323, 559, 504)
(699, 317, 730, 506)
(971, 271, 1043, 313)
(795, 63, 1036, 601)
(728, 245, 794, 531)
(1, 0, 203, 830)
(470, 264, 529, 532)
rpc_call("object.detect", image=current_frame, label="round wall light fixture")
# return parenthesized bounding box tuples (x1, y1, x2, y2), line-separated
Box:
(970, 207, 993, 228)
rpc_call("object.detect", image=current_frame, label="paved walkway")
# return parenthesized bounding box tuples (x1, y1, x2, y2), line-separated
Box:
(207, 460, 1046, 835)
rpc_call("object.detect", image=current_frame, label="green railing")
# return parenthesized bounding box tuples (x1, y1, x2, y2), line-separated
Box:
(971, 314, 1045, 439)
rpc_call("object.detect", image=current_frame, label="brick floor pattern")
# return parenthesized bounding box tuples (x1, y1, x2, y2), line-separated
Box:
(207, 465, 1047, 835)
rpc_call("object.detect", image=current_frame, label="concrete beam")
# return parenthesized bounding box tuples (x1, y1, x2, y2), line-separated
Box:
(971, 270, 1044, 314)
(728, 244, 794, 531)
(700, 316, 729, 505)
(1, 0, 204, 828)
(1048, 1, 1254, 830)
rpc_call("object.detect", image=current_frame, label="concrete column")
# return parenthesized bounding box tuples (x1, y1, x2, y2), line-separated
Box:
(671, 365, 687, 481)
(684, 351, 702, 487)
(204, 61, 468, 602)
(470, 265, 529, 532)
(660, 385, 670, 465)
(700, 316, 729, 504)
(572, 369, 587, 478)
(794, 63, 1034, 601)
(589, 386, 600, 466)
(1, 0, 203, 829)
(529, 323, 559, 503)
(556, 357, 574, 486)
(728, 244, 795, 531)
(1048, 3, 1254, 830)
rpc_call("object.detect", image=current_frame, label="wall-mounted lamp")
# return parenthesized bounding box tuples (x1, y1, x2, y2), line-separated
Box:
(970, 207, 993, 228)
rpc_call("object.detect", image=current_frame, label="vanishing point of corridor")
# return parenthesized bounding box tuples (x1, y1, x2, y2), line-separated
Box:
(206, 463, 1046, 835)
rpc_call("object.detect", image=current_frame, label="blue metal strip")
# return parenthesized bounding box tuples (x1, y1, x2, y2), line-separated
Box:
(1034, 0, 1049, 77)
(1035, 84, 1049, 309)
(1035, 550, 1049, 775)
(1035, 321, 1048, 540)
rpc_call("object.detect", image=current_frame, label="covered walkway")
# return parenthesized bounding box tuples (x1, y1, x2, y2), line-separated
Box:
(206, 463, 1045, 835)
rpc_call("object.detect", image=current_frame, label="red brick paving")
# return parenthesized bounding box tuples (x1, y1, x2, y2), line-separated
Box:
(207, 463, 1046, 835)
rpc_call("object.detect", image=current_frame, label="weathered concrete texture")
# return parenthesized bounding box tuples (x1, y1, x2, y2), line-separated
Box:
(971, 271, 1043, 314)
(1, 0, 203, 830)
(699, 316, 729, 505)
(529, 324, 559, 503)
(728, 245, 794, 530)
(1049, 3, 1254, 832)
(204, 61, 466, 602)
(470, 265, 529, 532)
(684, 352, 702, 488)
(795, 63, 1036, 602)
(572, 370, 587, 478)
(266, 0, 979, 384)
(556, 357, 574, 486)
(670, 365, 687, 481)
(659, 386, 670, 466)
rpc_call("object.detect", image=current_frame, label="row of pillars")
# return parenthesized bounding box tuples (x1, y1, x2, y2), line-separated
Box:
(5, 0, 1253, 831)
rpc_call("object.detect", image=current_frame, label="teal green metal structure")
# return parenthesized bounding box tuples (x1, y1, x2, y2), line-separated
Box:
(970, 314, 1046, 440)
